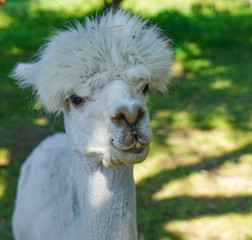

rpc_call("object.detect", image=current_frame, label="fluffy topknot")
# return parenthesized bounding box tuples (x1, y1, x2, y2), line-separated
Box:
(13, 10, 173, 113)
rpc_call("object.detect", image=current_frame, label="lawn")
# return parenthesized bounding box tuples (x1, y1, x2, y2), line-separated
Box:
(0, 0, 252, 239)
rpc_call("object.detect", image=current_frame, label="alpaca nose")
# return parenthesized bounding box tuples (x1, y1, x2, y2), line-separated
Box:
(111, 106, 146, 126)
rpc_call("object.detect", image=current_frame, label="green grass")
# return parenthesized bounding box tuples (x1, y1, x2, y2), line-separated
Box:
(1, 0, 252, 239)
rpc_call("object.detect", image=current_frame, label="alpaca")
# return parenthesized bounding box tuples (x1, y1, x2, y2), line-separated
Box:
(12, 10, 173, 240)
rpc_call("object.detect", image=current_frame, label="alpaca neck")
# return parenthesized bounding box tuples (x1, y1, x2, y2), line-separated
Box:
(74, 152, 137, 240)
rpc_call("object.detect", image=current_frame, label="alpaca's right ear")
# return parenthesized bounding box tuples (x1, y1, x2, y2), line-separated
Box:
(12, 62, 37, 88)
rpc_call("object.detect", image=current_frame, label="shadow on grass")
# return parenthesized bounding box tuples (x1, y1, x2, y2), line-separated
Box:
(136, 143, 252, 239)
(0, 2, 252, 240)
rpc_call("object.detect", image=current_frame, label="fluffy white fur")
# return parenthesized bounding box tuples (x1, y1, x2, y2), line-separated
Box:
(12, 10, 173, 240)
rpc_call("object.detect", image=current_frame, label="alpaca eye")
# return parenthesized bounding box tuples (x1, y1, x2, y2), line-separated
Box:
(142, 84, 149, 95)
(69, 94, 86, 106)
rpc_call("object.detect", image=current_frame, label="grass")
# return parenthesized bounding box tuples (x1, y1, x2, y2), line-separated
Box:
(0, 0, 252, 239)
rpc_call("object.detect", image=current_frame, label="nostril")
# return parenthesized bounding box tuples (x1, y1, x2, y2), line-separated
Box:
(111, 112, 127, 125)
(137, 108, 145, 121)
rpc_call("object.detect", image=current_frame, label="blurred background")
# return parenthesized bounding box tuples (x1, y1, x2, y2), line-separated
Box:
(0, 0, 252, 239)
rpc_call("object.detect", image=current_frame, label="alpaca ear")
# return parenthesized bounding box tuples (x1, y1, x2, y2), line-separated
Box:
(12, 62, 37, 88)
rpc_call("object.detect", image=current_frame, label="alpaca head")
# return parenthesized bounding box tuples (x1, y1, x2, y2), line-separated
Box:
(13, 10, 173, 168)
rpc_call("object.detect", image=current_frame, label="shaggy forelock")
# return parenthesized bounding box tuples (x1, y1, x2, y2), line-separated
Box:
(13, 10, 173, 113)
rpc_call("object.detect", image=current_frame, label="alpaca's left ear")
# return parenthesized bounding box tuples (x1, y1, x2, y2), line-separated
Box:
(12, 62, 38, 88)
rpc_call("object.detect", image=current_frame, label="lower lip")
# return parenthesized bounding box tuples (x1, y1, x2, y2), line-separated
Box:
(126, 145, 146, 154)
(111, 141, 149, 154)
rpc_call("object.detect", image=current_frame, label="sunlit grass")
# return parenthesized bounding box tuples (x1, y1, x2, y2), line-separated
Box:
(6, 45, 24, 56)
(122, 0, 251, 16)
(33, 117, 49, 126)
(0, 11, 13, 28)
(1, 0, 248, 18)
(153, 157, 252, 199)
(211, 79, 232, 89)
(0, 148, 10, 166)
(0, 177, 6, 199)
(165, 214, 252, 240)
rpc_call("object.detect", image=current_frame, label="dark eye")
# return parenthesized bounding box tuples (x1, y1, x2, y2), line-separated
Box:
(69, 94, 86, 106)
(142, 84, 149, 95)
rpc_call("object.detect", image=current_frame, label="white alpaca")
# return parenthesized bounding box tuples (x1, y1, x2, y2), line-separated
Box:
(12, 10, 172, 240)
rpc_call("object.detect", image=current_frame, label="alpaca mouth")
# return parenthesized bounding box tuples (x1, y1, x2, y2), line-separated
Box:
(109, 140, 150, 167)
(111, 140, 150, 154)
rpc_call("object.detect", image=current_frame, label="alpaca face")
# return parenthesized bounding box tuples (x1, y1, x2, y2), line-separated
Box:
(12, 10, 173, 168)
(64, 80, 152, 168)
